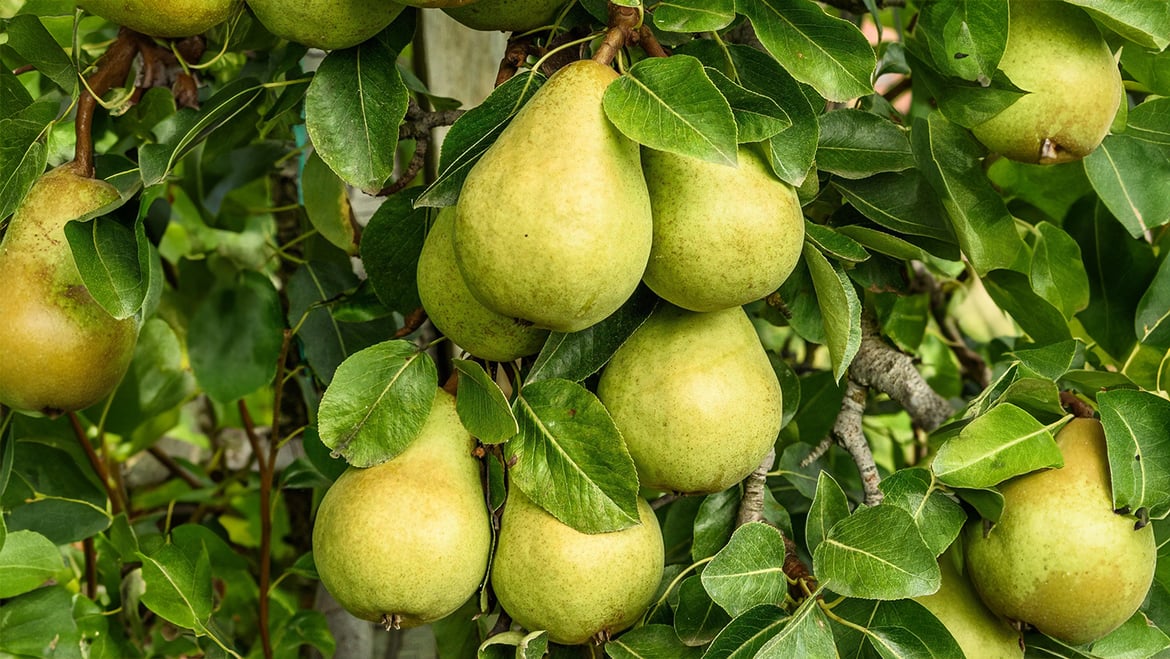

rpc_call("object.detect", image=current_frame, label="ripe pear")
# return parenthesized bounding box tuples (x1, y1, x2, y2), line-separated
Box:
(246, 0, 405, 50)
(596, 304, 782, 494)
(454, 59, 653, 333)
(80, 0, 237, 37)
(971, 1, 1121, 164)
(914, 547, 1022, 658)
(312, 389, 491, 627)
(964, 418, 1156, 645)
(640, 146, 804, 312)
(491, 487, 664, 645)
(417, 208, 548, 361)
(0, 163, 138, 415)
(444, 0, 565, 33)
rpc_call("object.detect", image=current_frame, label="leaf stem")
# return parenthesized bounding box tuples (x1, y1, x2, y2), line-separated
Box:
(641, 556, 714, 623)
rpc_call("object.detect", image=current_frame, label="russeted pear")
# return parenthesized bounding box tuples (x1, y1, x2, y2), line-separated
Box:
(454, 59, 653, 333)
(246, 0, 405, 50)
(914, 547, 1022, 658)
(0, 163, 138, 415)
(81, 0, 236, 37)
(971, 1, 1121, 164)
(444, 0, 565, 33)
(597, 304, 782, 494)
(640, 146, 804, 312)
(491, 488, 663, 645)
(312, 389, 491, 627)
(417, 208, 548, 361)
(964, 418, 1156, 645)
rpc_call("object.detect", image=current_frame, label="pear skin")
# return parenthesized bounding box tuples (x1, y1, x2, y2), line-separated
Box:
(417, 208, 548, 361)
(454, 59, 653, 333)
(491, 488, 664, 645)
(81, 0, 237, 37)
(641, 146, 804, 312)
(964, 418, 1156, 645)
(914, 547, 1023, 658)
(971, 1, 1121, 164)
(444, 0, 565, 33)
(246, 0, 405, 50)
(0, 163, 138, 415)
(312, 389, 491, 627)
(597, 304, 782, 494)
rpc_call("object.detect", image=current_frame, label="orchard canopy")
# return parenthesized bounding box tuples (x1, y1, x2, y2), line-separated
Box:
(2, 0, 1170, 658)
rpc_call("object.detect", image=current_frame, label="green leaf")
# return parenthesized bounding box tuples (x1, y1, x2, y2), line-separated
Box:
(674, 576, 732, 646)
(452, 359, 518, 444)
(878, 468, 965, 556)
(932, 403, 1064, 489)
(704, 68, 791, 143)
(2, 440, 111, 545)
(272, 610, 336, 659)
(816, 110, 914, 179)
(417, 72, 546, 208)
(603, 56, 738, 165)
(3, 15, 75, 93)
(0, 530, 62, 598)
(1135, 252, 1170, 351)
(188, 271, 286, 403)
(986, 158, 1093, 222)
(914, 0, 1008, 82)
(701, 522, 789, 617)
(317, 340, 438, 467)
(1065, 0, 1170, 50)
(806, 471, 850, 558)
(1011, 340, 1084, 381)
(64, 214, 144, 320)
(804, 222, 870, 264)
(692, 489, 739, 562)
(139, 541, 213, 631)
(813, 505, 940, 599)
(1127, 98, 1170, 146)
(982, 268, 1073, 345)
(0, 100, 52, 222)
(1084, 134, 1170, 238)
(700, 604, 789, 659)
(832, 172, 956, 244)
(506, 379, 640, 534)
(304, 33, 408, 192)
(1030, 222, 1090, 321)
(607, 625, 703, 659)
(653, 0, 734, 32)
(0, 586, 83, 659)
(736, 0, 875, 102)
(301, 150, 355, 254)
(360, 187, 427, 315)
(803, 243, 862, 382)
(911, 112, 1026, 275)
(754, 594, 836, 659)
(1089, 610, 1170, 659)
(525, 285, 657, 384)
(105, 318, 197, 436)
(1098, 389, 1170, 519)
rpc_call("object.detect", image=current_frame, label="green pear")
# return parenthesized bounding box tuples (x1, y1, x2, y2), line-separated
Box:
(914, 547, 1022, 658)
(640, 146, 804, 312)
(246, 0, 405, 50)
(597, 304, 782, 494)
(81, 0, 238, 37)
(0, 163, 138, 415)
(971, 1, 1121, 164)
(964, 418, 1156, 645)
(444, 0, 565, 33)
(454, 60, 653, 333)
(417, 208, 548, 361)
(491, 488, 664, 645)
(311, 389, 491, 627)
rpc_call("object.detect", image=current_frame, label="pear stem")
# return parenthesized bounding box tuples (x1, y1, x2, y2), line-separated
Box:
(592, 4, 642, 66)
(74, 28, 141, 177)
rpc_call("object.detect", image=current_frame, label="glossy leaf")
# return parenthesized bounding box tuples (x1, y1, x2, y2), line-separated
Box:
(653, 0, 735, 32)
(1089, 610, 1170, 659)
(1030, 222, 1090, 321)
(674, 576, 732, 647)
(914, 0, 1008, 82)
(2, 439, 111, 545)
(3, 15, 75, 93)
(0, 530, 62, 598)
(608, 625, 703, 659)
(982, 268, 1073, 345)
(360, 188, 427, 315)
(804, 243, 862, 382)
(301, 151, 355, 254)
(1135, 254, 1170, 350)
(878, 468, 965, 556)
(1065, 0, 1170, 50)
(0, 99, 52, 222)
(813, 505, 940, 600)
(700, 604, 789, 659)
(705, 68, 791, 143)
(0, 586, 84, 658)
(1011, 340, 1084, 381)
(139, 541, 213, 631)
(932, 404, 1064, 489)
(1084, 134, 1170, 239)
(1098, 389, 1170, 519)
(816, 110, 914, 180)
(692, 489, 739, 562)
(105, 318, 198, 435)
(754, 594, 837, 659)
(452, 359, 518, 444)
(804, 222, 870, 264)
(806, 471, 850, 558)
(701, 522, 789, 617)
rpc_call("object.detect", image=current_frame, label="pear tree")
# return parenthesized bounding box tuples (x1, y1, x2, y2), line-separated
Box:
(1, 1, 1170, 658)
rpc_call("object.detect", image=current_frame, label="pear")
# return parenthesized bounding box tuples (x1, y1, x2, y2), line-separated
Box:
(964, 418, 1156, 645)
(640, 146, 804, 312)
(444, 0, 565, 33)
(0, 163, 138, 415)
(596, 304, 782, 494)
(491, 487, 664, 645)
(311, 389, 491, 627)
(246, 0, 405, 50)
(417, 208, 548, 361)
(971, 1, 1121, 164)
(81, 0, 237, 37)
(914, 547, 1022, 658)
(454, 59, 653, 333)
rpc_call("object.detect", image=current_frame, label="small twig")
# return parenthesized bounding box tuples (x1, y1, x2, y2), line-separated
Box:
(496, 37, 536, 87)
(147, 445, 204, 489)
(74, 28, 141, 176)
(736, 447, 775, 527)
(799, 437, 833, 468)
(1060, 390, 1095, 419)
(83, 537, 98, 599)
(238, 399, 273, 659)
(831, 379, 882, 507)
(12, 64, 35, 75)
(783, 534, 816, 601)
(68, 412, 124, 515)
(650, 493, 682, 510)
(850, 312, 953, 433)
(636, 25, 669, 58)
(395, 307, 429, 338)
(377, 101, 464, 196)
(592, 3, 641, 66)
(911, 264, 991, 389)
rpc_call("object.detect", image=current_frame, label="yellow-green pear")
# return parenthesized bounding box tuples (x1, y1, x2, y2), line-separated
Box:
(417, 208, 548, 361)
(246, 0, 405, 50)
(491, 488, 664, 645)
(597, 304, 782, 494)
(964, 418, 1156, 645)
(971, 1, 1121, 164)
(0, 163, 138, 415)
(81, 0, 238, 37)
(444, 0, 565, 33)
(312, 389, 491, 627)
(640, 146, 804, 312)
(914, 547, 1022, 658)
(454, 60, 653, 333)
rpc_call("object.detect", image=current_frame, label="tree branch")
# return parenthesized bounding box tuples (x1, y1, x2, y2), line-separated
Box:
(849, 313, 953, 433)
(74, 29, 141, 176)
(831, 379, 883, 506)
(736, 447, 775, 527)
(592, 3, 641, 66)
